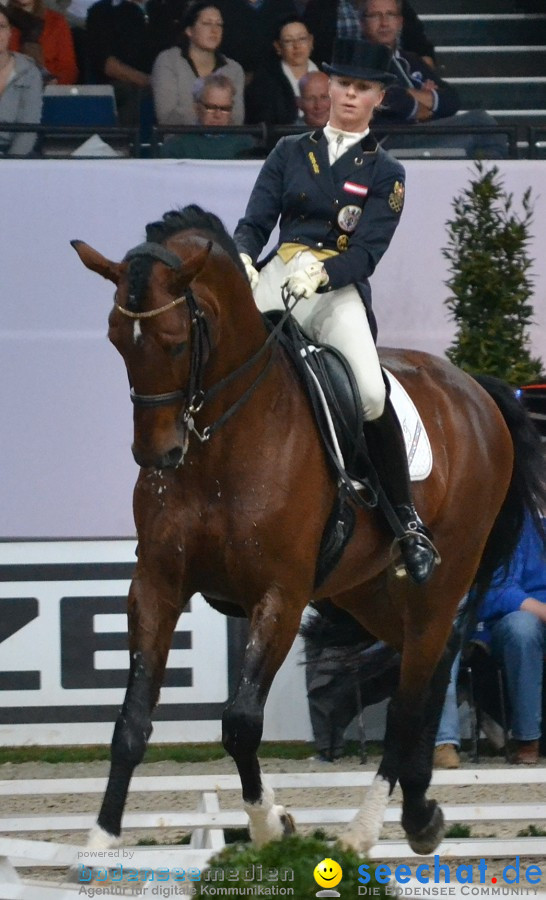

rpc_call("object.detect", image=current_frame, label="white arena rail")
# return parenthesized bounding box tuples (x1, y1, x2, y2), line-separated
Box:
(0, 768, 545, 899)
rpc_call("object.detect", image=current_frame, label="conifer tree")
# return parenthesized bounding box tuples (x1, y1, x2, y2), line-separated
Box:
(443, 162, 543, 385)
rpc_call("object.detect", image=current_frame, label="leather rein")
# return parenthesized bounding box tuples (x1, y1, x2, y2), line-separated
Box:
(116, 241, 288, 450)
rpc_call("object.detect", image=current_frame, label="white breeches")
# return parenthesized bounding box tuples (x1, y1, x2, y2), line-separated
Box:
(254, 250, 385, 421)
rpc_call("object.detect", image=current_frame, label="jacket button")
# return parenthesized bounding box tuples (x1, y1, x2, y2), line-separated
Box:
(333, 199, 339, 206)
(299, 192, 307, 201)
(299, 214, 305, 220)
(316, 242, 323, 249)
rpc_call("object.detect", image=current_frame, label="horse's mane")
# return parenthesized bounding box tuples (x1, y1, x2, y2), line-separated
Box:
(125, 206, 246, 311)
(145, 205, 246, 276)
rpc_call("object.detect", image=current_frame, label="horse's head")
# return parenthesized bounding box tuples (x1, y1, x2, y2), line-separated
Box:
(72, 206, 259, 469)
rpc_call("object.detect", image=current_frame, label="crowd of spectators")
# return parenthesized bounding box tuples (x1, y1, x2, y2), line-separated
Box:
(0, 0, 520, 156)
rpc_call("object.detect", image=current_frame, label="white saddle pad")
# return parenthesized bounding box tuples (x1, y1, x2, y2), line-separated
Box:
(385, 370, 432, 481)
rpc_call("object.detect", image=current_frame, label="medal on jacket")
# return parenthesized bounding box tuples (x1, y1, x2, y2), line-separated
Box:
(388, 181, 405, 213)
(337, 204, 361, 233)
(308, 152, 320, 174)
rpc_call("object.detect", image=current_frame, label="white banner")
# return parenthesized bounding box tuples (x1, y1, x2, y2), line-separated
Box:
(0, 539, 315, 745)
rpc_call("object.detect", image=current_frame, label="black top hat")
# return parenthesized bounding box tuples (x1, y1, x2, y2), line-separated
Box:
(323, 39, 397, 85)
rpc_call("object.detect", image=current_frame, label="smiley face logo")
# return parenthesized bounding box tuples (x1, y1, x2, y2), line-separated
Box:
(313, 857, 343, 894)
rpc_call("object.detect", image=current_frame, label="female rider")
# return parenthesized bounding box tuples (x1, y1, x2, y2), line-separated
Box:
(234, 38, 438, 584)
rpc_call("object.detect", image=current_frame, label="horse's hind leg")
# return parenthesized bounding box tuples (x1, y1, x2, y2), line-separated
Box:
(88, 574, 182, 848)
(342, 623, 457, 855)
(399, 630, 458, 854)
(222, 588, 303, 847)
(387, 637, 456, 854)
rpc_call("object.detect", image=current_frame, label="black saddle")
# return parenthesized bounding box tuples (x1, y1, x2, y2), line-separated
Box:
(264, 311, 382, 587)
(265, 310, 380, 500)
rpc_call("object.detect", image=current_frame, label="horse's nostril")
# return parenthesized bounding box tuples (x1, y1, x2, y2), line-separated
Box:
(131, 445, 182, 468)
(162, 447, 183, 468)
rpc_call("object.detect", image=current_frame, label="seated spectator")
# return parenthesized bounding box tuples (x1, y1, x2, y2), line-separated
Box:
(152, 1, 244, 127)
(160, 72, 255, 158)
(359, 0, 508, 159)
(0, 4, 42, 155)
(298, 69, 330, 128)
(215, 0, 297, 82)
(434, 509, 546, 767)
(86, 0, 153, 126)
(434, 650, 462, 769)
(302, 604, 400, 762)
(471, 509, 546, 765)
(8, 0, 77, 83)
(245, 15, 317, 126)
(304, 0, 435, 72)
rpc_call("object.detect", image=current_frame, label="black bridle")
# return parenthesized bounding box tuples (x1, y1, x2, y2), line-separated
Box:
(117, 241, 289, 453)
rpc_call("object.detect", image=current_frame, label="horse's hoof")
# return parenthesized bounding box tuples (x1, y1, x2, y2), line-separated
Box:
(65, 865, 103, 884)
(281, 812, 296, 837)
(248, 804, 293, 847)
(65, 866, 81, 884)
(87, 823, 121, 850)
(405, 802, 445, 855)
(338, 774, 391, 855)
(338, 831, 372, 855)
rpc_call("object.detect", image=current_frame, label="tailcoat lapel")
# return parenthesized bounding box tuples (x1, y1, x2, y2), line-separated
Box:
(300, 129, 336, 200)
(331, 132, 379, 182)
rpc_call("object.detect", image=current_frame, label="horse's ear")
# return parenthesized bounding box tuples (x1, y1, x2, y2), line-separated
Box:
(71, 240, 124, 285)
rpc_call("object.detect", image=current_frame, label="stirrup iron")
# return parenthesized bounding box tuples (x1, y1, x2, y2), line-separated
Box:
(391, 530, 441, 581)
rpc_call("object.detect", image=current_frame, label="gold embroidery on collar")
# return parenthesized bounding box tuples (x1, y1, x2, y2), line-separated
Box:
(308, 151, 320, 174)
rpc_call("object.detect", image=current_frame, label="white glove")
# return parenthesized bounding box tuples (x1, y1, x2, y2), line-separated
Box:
(240, 253, 259, 291)
(281, 262, 329, 300)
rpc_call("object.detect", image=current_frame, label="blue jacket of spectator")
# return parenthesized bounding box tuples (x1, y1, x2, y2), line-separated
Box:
(473, 510, 546, 647)
(377, 49, 459, 123)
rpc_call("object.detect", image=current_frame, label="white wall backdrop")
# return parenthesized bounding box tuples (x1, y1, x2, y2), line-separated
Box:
(1, 158, 545, 539)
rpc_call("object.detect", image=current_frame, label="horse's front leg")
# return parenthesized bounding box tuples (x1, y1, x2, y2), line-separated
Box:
(222, 587, 304, 848)
(88, 566, 184, 849)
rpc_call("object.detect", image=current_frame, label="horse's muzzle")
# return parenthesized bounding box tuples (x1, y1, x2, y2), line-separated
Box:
(132, 443, 183, 469)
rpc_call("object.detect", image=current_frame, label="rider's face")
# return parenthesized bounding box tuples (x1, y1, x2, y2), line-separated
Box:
(328, 76, 384, 131)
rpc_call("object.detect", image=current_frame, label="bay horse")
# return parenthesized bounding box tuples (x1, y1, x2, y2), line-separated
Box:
(72, 205, 545, 856)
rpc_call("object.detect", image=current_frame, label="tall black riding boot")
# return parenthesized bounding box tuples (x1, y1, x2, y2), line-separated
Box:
(363, 399, 440, 584)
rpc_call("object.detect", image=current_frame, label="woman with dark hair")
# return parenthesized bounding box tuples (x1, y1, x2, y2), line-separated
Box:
(245, 15, 317, 125)
(0, 3, 42, 155)
(7, 0, 78, 83)
(151, 0, 245, 126)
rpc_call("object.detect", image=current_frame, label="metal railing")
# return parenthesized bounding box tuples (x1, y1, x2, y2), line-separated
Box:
(149, 123, 267, 159)
(528, 126, 546, 158)
(0, 121, 529, 160)
(0, 123, 139, 158)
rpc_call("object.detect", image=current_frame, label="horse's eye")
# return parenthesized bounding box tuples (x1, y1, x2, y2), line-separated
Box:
(169, 341, 187, 358)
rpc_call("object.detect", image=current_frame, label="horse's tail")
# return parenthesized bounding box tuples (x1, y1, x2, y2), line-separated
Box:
(471, 374, 546, 602)
(301, 600, 375, 649)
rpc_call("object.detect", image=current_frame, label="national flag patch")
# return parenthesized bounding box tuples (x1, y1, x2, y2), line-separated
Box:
(343, 181, 368, 197)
